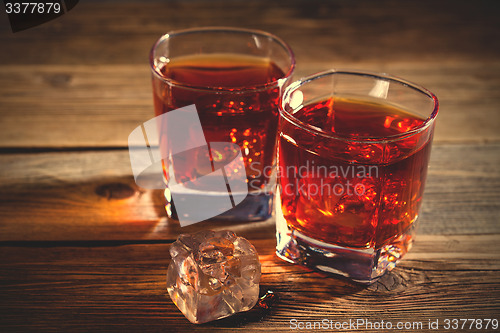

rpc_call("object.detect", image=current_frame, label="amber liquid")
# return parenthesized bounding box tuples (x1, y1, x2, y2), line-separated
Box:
(152, 54, 286, 194)
(279, 97, 433, 248)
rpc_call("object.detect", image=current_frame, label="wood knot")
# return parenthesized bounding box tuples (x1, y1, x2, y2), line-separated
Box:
(95, 183, 135, 200)
(43, 73, 72, 87)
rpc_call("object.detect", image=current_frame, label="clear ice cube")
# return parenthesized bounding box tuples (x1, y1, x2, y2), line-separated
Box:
(166, 230, 261, 324)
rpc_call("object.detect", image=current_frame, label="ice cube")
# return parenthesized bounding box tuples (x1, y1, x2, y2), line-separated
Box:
(167, 230, 261, 324)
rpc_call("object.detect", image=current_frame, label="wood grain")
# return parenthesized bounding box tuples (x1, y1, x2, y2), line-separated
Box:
(0, 235, 499, 332)
(0, 65, 152, 148)
(0, 144, 498, 242)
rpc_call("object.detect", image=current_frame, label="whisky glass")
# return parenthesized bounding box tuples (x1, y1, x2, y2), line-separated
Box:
(150, 28, 295, 224)
(276, 70, 438, 283)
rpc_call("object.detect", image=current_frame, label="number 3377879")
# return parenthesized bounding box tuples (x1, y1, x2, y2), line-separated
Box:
(5, 2, 61, 14)
(443, 319, 498, 330)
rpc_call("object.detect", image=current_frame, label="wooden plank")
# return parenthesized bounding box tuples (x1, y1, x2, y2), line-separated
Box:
(0, 1, 498, 65)
(0, 65, 153, 148)
(0, 235, 499, 331)
(0, 144, 499, 242)
(0, 149, 276, 242)
(0, 62, 499, 148)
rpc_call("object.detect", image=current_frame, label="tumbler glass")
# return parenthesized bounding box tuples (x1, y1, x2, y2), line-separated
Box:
(276, 70, 438, 283)
(150, 27, 295, 224)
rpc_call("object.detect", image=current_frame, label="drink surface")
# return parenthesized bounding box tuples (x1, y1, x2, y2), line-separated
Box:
(159, 53, 284, 89)
(279, 97, 433, 248)
(153, 54, 286, 192)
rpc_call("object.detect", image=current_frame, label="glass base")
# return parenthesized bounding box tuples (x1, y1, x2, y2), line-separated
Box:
(167, 191, 274, 223)
(276, 215, 417, 284)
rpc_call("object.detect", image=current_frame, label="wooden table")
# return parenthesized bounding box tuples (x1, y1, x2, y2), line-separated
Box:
(1, 1, 499, 331)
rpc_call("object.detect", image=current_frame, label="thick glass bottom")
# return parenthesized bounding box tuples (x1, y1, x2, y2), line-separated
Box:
(166, 191, 274, 224)
(275, 210, 417, 284)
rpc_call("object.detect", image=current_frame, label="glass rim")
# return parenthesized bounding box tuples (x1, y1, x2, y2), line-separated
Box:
(279, 69, 439, 144)
(149, 26, 296, 93)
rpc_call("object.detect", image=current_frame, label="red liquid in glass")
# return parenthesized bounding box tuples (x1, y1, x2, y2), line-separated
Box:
(152, 54, 285, 190)
(279, 97, 433, 248)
